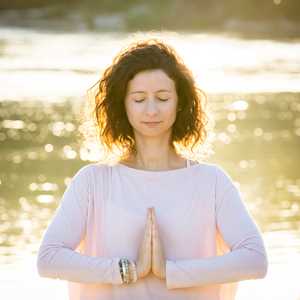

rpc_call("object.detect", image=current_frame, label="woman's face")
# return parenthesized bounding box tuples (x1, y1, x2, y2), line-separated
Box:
(124, 69, 179, 139)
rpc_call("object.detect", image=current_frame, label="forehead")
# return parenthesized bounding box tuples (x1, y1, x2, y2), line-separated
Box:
(127, 69, 175, 91)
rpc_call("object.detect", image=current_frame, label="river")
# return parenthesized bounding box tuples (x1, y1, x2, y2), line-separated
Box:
(0, 28, 299, 299)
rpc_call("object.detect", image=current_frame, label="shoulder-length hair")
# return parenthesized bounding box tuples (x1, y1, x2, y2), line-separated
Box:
(84, 38, 213, 163)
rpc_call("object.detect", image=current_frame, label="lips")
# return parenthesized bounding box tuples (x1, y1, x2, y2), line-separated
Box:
(142, 121, 162, 127)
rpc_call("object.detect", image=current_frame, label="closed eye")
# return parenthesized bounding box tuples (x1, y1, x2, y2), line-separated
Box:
(134, 98, 169, 103)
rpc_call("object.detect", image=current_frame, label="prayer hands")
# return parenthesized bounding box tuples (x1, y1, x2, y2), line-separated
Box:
(151, 207, 166, 280)
(136, 208, 152, 279)
(136, 207, 166, 280)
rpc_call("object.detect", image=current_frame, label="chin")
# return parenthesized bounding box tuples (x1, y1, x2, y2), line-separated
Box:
(134, 126, 172, 138)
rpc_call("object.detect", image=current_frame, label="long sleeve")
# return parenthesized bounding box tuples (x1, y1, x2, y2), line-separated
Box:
(36, 165, 123, 285)
(165, 166, 268, 289)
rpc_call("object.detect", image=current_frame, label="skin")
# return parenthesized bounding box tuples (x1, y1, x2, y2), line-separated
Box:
(123, 69, 186, 171)
(151, 207, 166, 279)
(136, 207, 166, 280)
(123, 69, 182, 280)
(135, 207, 152, 279)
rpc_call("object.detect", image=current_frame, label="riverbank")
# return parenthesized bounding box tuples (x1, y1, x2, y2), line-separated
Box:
(0, 5, 300, 40)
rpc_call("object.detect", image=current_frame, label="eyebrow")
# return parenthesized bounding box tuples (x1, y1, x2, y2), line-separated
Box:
(130, 89, 172, 94)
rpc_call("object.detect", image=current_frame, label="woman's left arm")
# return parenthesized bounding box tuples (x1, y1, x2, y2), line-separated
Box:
(165, 166, 268, 289)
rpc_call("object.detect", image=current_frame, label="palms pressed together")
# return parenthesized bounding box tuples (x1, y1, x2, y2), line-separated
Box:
(136, 207, 166, 280)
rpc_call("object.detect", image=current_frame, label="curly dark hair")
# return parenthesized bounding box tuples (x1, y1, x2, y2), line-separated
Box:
(87, 38, 212, 162)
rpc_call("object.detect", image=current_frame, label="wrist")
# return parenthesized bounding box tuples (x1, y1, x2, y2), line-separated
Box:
(118, 258, 137, 284)
(130, 260, 138, 283)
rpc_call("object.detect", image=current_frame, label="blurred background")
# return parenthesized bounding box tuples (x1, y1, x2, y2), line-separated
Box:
(0, 1, 299, 299)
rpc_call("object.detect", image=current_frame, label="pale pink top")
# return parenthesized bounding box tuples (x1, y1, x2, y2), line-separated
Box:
(37, 160, 268, 300)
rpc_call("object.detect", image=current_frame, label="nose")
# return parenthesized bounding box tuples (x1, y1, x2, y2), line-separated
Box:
(145, 98, 159, 116)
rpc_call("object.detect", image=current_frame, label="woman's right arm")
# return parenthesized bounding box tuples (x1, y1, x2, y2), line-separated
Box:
(36, 165, 123, 285)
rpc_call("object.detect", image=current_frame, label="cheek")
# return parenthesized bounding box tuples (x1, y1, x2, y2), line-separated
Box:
(125, 103, 142, 124)
(157, 106, 177, 129)
(164, 103, 177, 119)
(127, 103, 140, 115)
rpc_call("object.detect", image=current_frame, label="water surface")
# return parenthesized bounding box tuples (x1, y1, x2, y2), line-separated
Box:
(0, 28, 299, 299)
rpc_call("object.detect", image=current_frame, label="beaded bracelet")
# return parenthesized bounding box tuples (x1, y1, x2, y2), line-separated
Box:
(118, 258, 137, 284)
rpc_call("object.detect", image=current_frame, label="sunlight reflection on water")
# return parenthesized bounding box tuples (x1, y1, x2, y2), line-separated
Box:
(0, 28, 299, 300)
(0, 29, 300, 101)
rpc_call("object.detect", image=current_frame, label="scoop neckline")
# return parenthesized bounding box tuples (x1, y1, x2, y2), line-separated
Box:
(116, 159, 201, 176)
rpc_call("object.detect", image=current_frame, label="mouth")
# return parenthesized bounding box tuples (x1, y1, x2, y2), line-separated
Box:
(142, 121, 162, 126)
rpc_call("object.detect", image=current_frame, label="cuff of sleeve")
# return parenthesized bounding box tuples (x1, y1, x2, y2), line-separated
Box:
(166, 259, 197, 290)
(166, 259, 182, 289)
(111, 257, 123, 285)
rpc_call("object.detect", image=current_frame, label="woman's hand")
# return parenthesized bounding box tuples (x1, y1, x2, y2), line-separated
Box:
(136, 207, 152, 279)
(151, 208, 166, 280)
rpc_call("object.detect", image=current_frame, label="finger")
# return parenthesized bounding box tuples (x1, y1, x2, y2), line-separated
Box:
(151, 207, 155, 218)
(152, 216, 160, 255)
(152, 226, 158, 253)
(137, 210, 153, 278)
(147, 209, 153, 231)
(152, 212, 163, 254)
(151, 210, 158, 237)
(140, 211, 151, 251)
(144, 216, 152, 243)
(148, 207, 152, 221)
(152, 208, 158, 226)
(147, 208, 153, 224)
(146, 210, 153, 265)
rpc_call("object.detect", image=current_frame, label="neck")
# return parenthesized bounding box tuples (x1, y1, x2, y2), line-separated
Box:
(121, 139, 185, 171)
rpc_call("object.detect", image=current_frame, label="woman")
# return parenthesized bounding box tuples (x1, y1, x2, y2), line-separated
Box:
(37, 38, 268, 300)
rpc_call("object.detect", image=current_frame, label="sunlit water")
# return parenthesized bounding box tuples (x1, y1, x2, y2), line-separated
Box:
(0, 28, 300, 299)
(1, 28, 300, 101)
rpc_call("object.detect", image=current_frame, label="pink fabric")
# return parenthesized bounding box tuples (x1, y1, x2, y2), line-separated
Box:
(37, 161, 268, 299)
